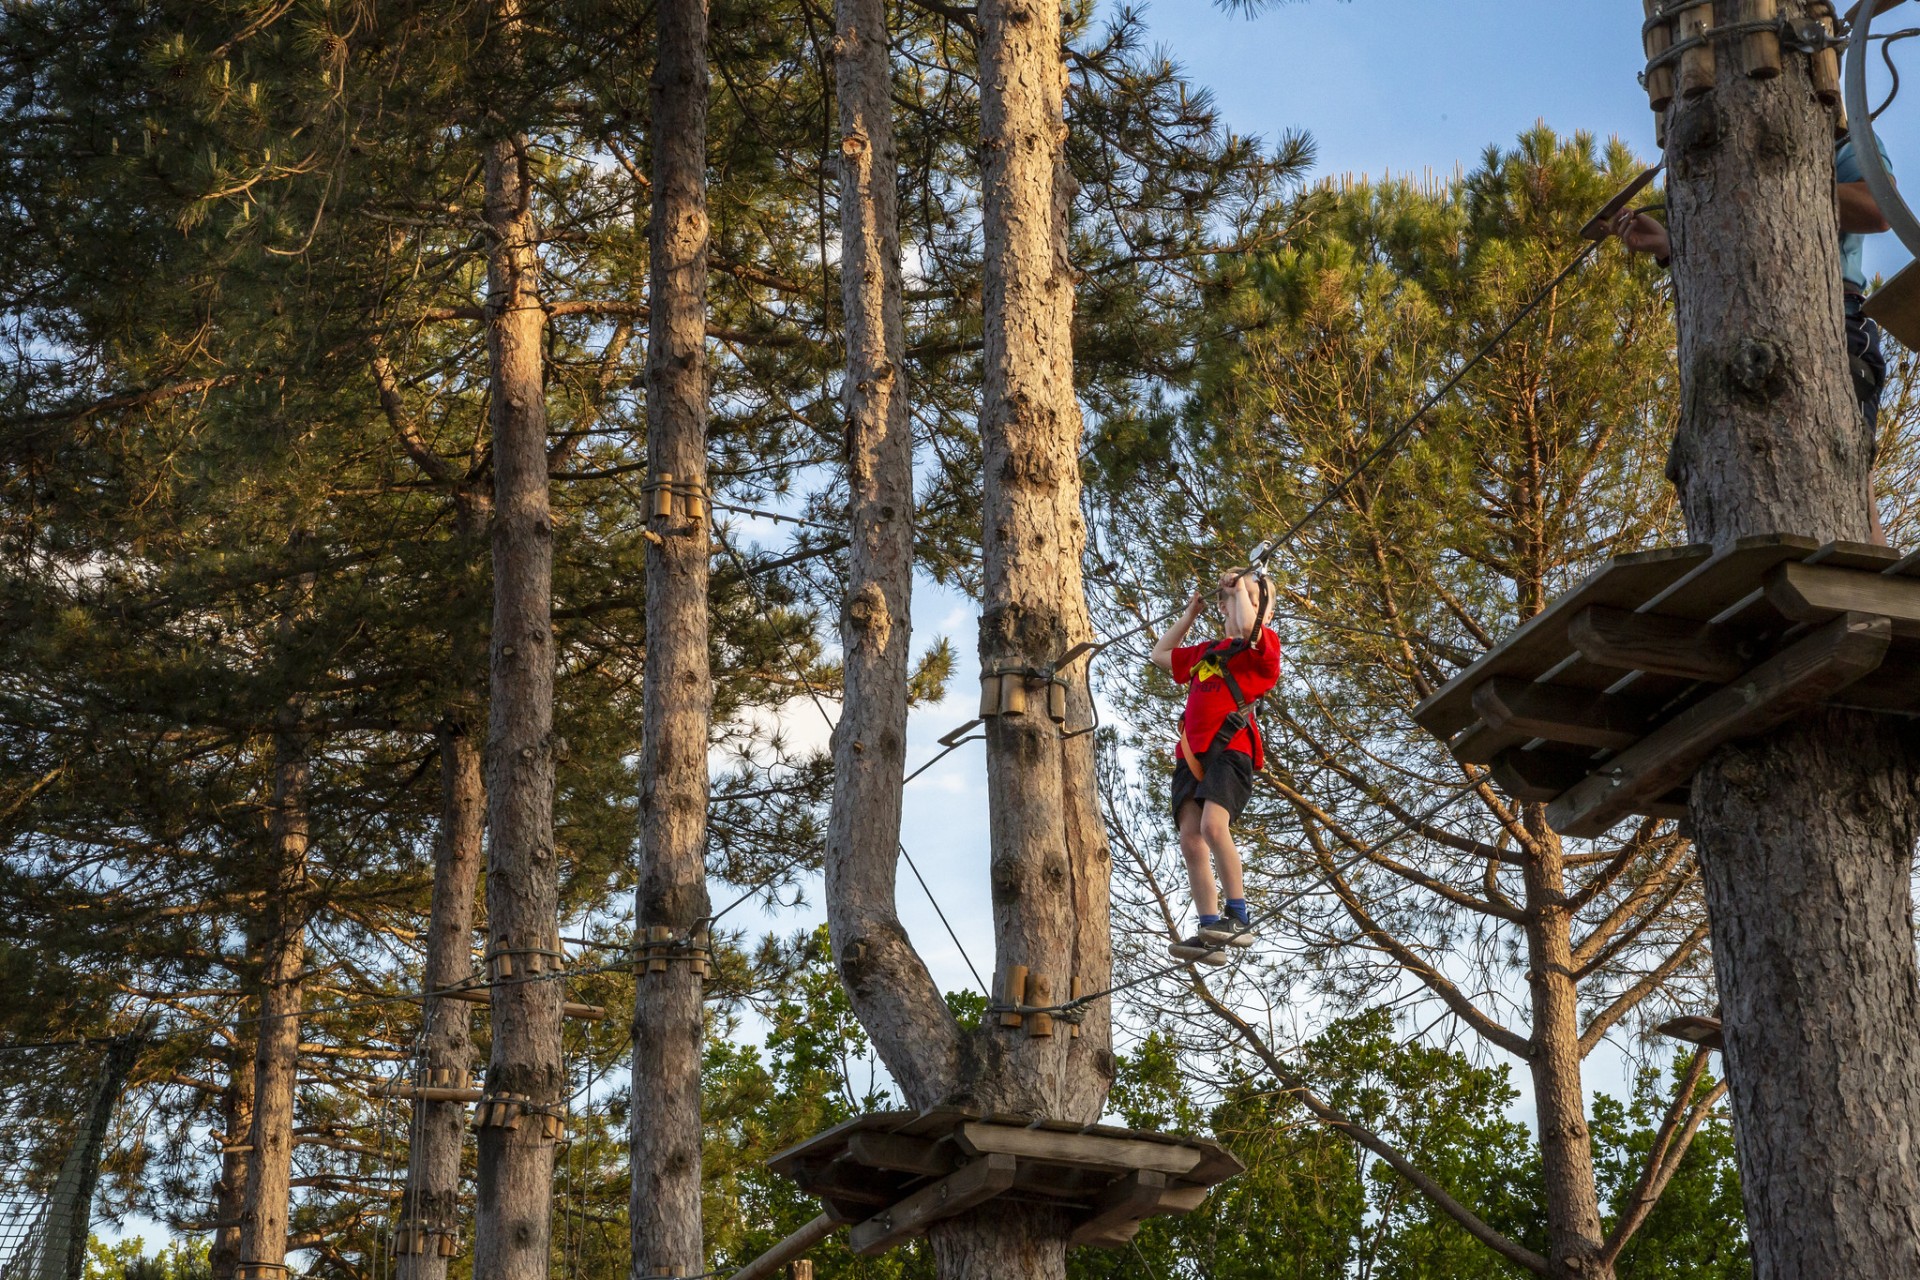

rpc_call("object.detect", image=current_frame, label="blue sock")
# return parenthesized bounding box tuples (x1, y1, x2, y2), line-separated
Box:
(1226, 898, 1248, 922)
(1198, 913, 1222, 928)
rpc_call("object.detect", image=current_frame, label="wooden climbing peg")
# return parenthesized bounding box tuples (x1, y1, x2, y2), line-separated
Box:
(1643, 0, 1676, 112)
(650, 472, 675, 520)
(1026, 974, 1054, 1038)
(1069, 977, 1084, 1039)
(1736, 0, 1781, 79)
(998, 672, 1027, 716)
(1046, 679, 1067, 725)
(676, 478, 707, 522)
(1676, 1, 1715, 99)
(1808, 0, 1841, 105)
(979, 674, 1001, 718)
(647, 925, 671, 973)
(999, 965, 1028, 1028)
(790, 1262, 813, 1280)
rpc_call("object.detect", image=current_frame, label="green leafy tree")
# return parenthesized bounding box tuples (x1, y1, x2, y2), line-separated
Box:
(1090, 128, 1725, 1280)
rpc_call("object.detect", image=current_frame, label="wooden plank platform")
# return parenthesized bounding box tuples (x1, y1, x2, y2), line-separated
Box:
(1415, 535, 1920, 838)
(767, 1108, 1243, 1253)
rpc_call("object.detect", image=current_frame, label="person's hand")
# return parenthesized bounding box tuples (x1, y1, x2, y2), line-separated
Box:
(1609, 208, 1671, 260)
(1185, 591, 1205, 618)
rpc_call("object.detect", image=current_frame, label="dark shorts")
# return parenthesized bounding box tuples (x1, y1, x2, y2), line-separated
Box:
(1847, 293, 1887, 457)
(1170, 749, 1255, 824)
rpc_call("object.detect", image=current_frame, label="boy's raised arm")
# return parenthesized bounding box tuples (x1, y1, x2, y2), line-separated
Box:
(1151, 591, 1206, 672)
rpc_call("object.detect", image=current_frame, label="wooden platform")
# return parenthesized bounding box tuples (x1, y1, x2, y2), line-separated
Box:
(1657, 1014, 1725, 1051)
(1412, 534, 1920, 838)
(766, 1107, 1243, 1252)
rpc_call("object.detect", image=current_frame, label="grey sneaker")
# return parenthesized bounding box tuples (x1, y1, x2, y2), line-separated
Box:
(1168, 934, 1229, 965)
(1201, 913, 1257, 949)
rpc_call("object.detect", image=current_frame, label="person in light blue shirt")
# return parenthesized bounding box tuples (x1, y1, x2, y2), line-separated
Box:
(1612, 137, 1895, 542)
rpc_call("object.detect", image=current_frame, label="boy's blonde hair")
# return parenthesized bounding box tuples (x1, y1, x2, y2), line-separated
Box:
(1217, 567, 1274, 637)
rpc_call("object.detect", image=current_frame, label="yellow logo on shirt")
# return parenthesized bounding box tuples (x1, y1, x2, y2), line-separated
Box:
(1192, 656, 1225, 683)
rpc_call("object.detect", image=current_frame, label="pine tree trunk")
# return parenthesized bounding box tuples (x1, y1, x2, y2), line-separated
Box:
(235, 724, 309, 1277)
(824, 0, 964, 1107)
(1522, 822, 1608, 1280)
(1661, 16, 1920, 1274)
(925, 0, 1114, 1268)
(211, 1015, 257, 1280)
(630, 1, 712, 1274)
(971, 0, 1112, 1120)
(397, 716, 484, 1280)
(471, 107, 564, 1280)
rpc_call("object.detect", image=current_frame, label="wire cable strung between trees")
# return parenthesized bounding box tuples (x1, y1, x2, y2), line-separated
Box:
(0, 173, 1652, 1058)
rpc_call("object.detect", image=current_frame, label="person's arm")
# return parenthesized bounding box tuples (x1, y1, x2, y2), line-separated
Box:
(1609, 208, 1671, 264)
(1839, 181, 1892, 235)
(1151, 592, 1205, 673)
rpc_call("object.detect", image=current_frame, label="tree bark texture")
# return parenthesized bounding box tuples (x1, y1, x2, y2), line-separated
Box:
(212, 985, 258, 1280)
(471, 103, 564, 1280)
(972, 0, 1112, 1122)
(631, 1, 712, 1276)
(1661, 10, 1920, 1273)
(396, 718, 484, 1280)
(235, 725, 309, 1276)
(824, 0, 964, 1108)
(1521, 822, 1607, 1279)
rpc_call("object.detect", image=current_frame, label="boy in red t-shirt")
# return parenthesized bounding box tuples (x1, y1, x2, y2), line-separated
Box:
(1150, 568, 1280, 964)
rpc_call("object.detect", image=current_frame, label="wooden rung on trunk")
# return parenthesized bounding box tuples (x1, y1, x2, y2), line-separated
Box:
(486, 942, 565, 981)
(393, 1220, 461, 1257)
(1642, 0, 1676, 112)
(998, 966, 1028, 1028)
(634, 925, 712, 978)
(1026, 975, 1053, 1038)
(1675, 0, 1715, 99)
(1735, 0, 1781, 78)
(472, 1092, 567, 1141)
(234, 1264, 288, 1280)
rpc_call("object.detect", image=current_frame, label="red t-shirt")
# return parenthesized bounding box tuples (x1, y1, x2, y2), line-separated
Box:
(1170, 626, 1281, 769)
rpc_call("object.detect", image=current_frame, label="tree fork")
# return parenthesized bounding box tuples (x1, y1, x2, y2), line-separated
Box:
(471, 7, 564, 1276)
(1659, 3, 1920, 1272)
(631, 0, 713, 1276)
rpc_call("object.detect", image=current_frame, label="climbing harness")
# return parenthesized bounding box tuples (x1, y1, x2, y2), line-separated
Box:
(1176, 569, 1274, 784)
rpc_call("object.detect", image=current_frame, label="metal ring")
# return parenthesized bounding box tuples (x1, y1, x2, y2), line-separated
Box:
(1848, 2, 1920, 257)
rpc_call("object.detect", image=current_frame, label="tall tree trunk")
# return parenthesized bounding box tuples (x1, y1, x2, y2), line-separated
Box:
(824, 0, 964, 1108)
(211, 1012, 257, 1280)
(1660, 10, 1920, 1274)
(471, 52, 563, 1280)
(397, 713, 484, 1280)
(631, 2, 712, 1275)
(235, 724, 310, 1278)
(1522, 821, 1607, 1280)
(931, 1, 1115, 1275)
